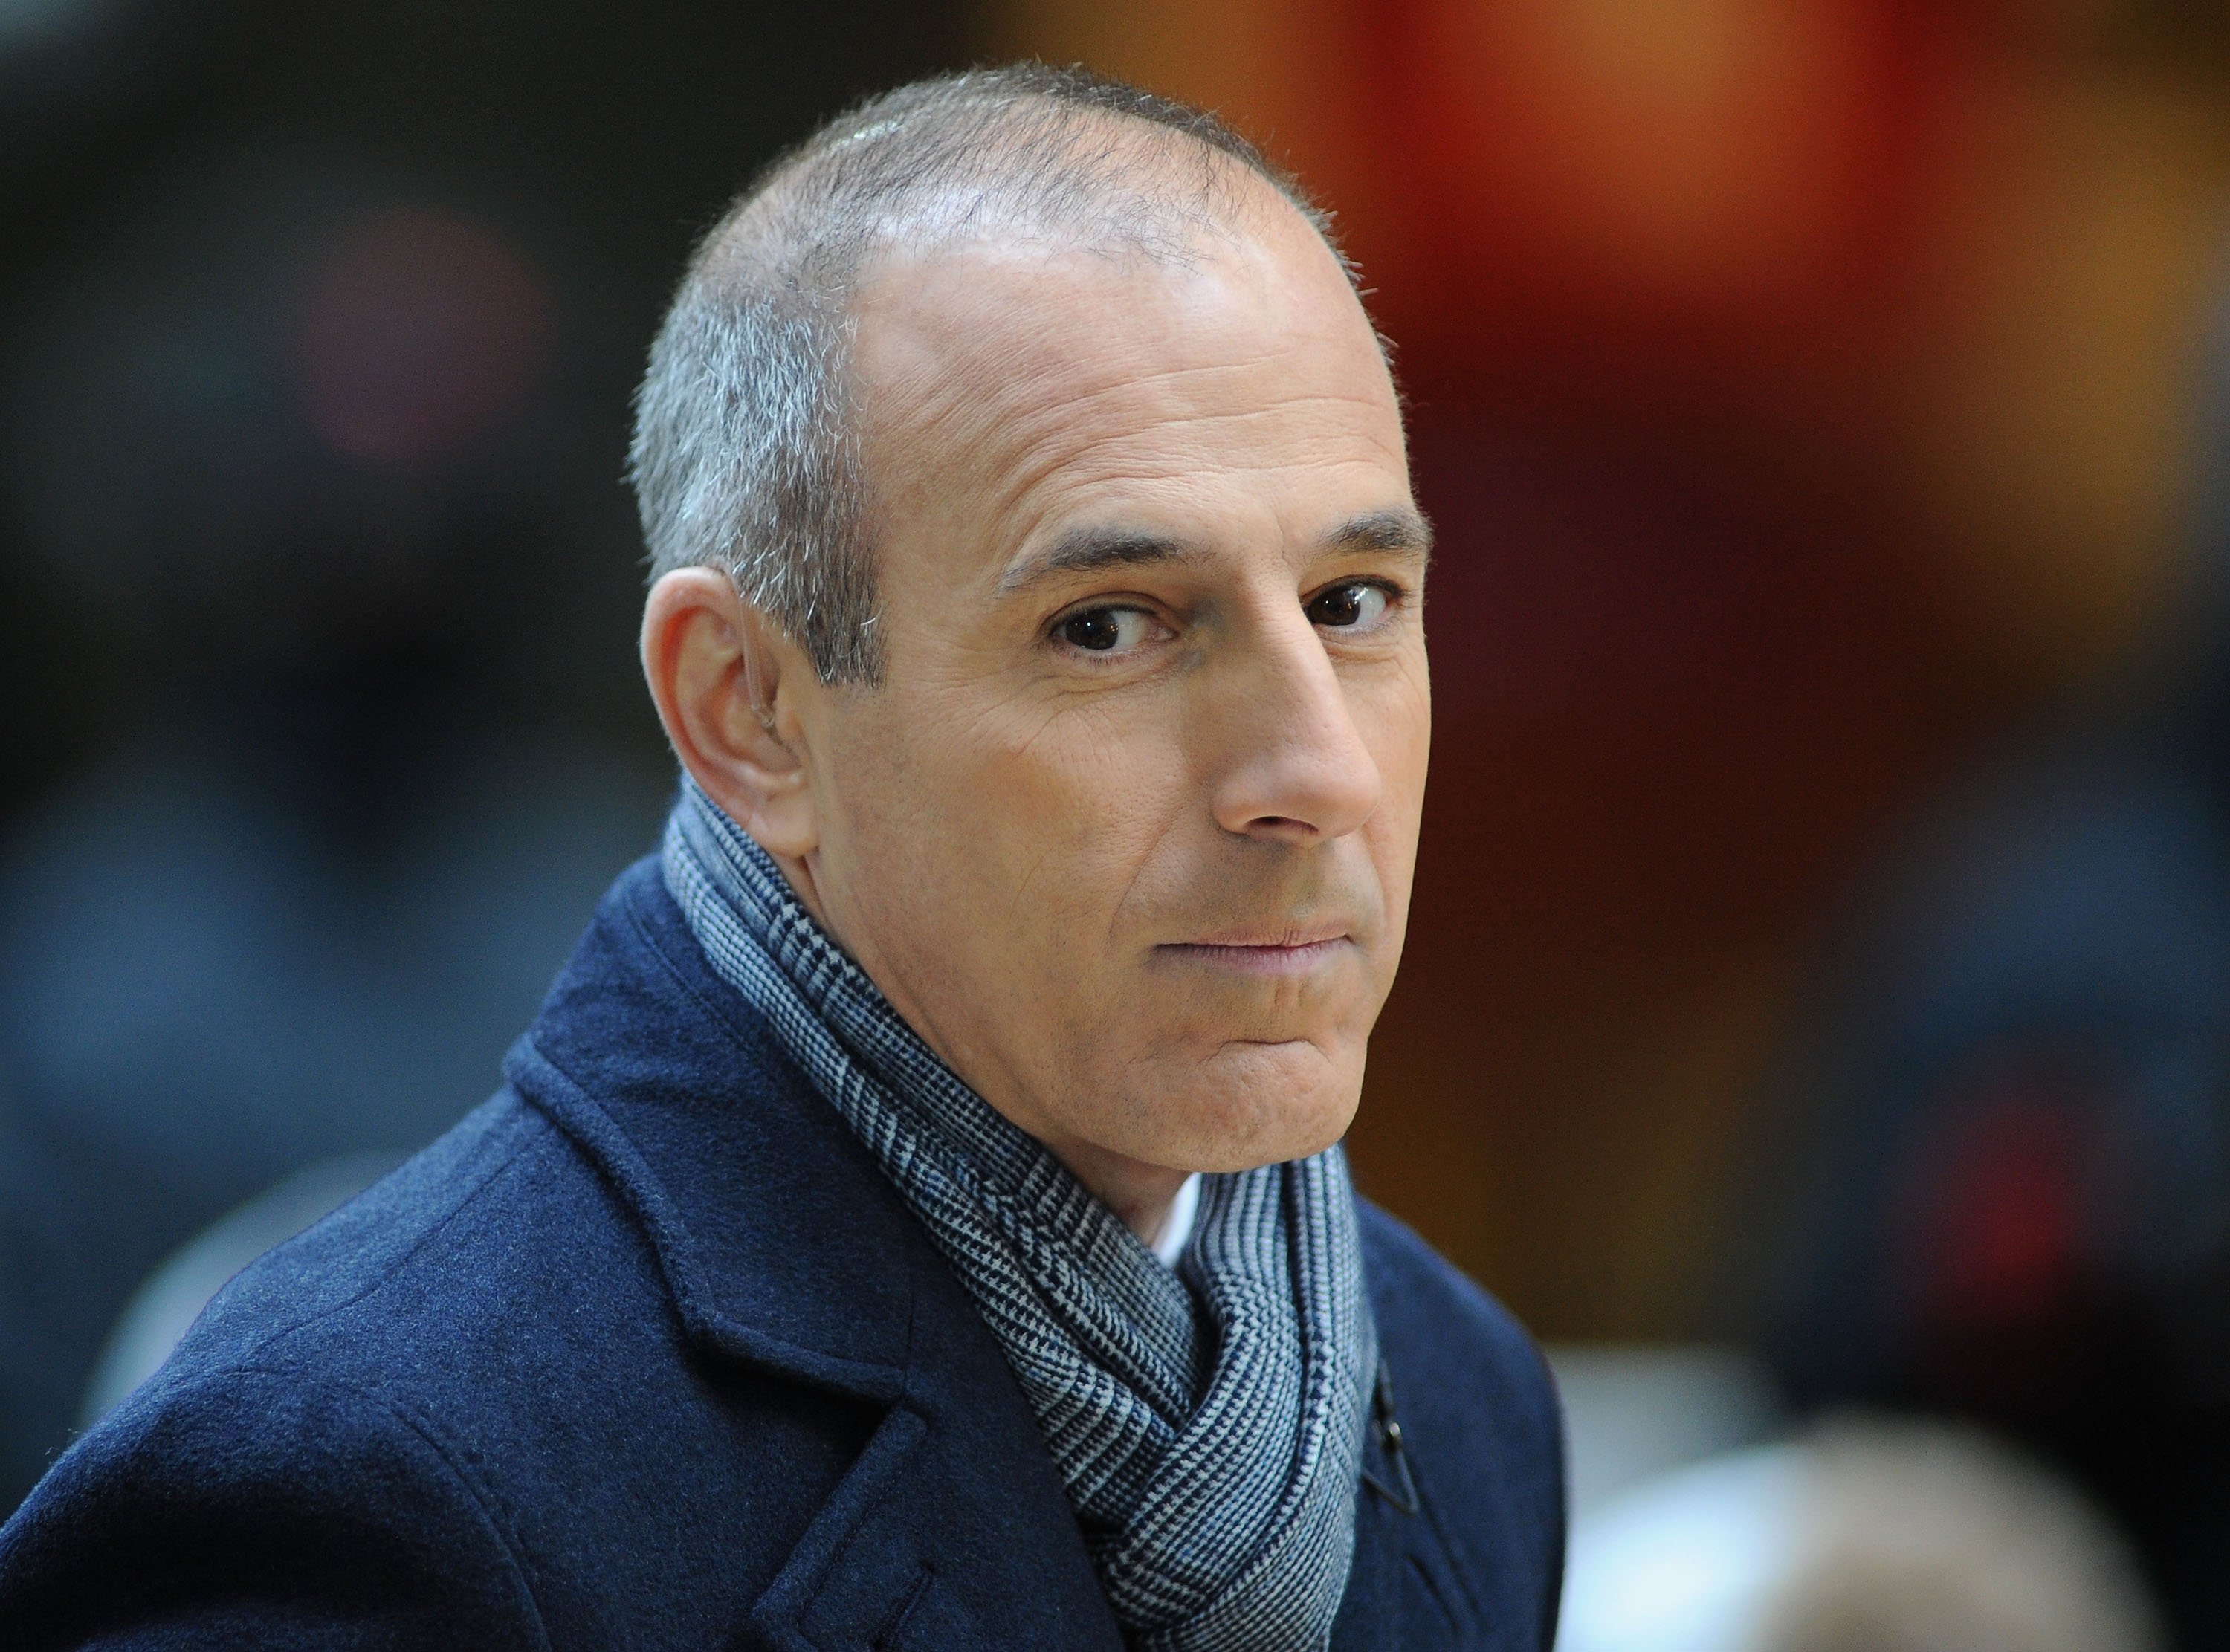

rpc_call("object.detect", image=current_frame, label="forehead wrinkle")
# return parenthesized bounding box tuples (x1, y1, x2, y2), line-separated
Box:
(952, 311, 1398, 422)
(960, 418, 1411, 580)
(985, 404, 1409, 514)
(946, 372, 1406, 503)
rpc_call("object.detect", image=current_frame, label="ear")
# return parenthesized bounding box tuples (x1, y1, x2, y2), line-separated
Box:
(641, 567, 821, 859)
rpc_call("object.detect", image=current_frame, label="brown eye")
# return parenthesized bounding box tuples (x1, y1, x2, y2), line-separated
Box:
(1061, 610, 1125, 651)
(1055, 606, 1159, 655)
(1307, 583, 1388, 629)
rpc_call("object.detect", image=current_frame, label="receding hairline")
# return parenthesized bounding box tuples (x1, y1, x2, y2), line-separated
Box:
(692, 87, 1348, 305)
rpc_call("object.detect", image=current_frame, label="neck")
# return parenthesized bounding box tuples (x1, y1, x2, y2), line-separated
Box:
(1048, 1138, 1190, 1248)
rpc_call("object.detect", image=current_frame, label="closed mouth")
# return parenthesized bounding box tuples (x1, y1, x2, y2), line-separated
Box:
(1156, 936, 1353, 976)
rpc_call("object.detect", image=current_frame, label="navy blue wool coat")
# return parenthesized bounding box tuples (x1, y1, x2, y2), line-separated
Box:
(0, 860, 1565, 1650)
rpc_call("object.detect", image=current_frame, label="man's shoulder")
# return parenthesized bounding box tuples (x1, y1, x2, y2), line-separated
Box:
(164, 1088, 650, 1390)
(77, 1086, 690, 1528)
(1, 1067, 893, 1645)
(0, 1095, 607, 1643)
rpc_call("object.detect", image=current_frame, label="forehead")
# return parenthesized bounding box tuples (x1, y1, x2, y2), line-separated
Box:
(846, 206, 1407, 570)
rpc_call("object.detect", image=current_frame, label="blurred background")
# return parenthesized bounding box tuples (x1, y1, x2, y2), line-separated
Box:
(4, 0, 2229, 1645)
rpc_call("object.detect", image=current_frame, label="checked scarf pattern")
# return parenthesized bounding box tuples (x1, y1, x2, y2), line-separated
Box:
(664, 780, 1379, 1651)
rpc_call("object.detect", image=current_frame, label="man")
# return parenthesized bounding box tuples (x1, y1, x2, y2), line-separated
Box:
(0, 66, 1563, 1649)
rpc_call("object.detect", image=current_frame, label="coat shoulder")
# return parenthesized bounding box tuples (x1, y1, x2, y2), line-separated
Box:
(1356, 1196, 1567, 1648)
(0, 1356, 549, 1648)
(146, 1086, 669, 1420)
(0, 1076, 884, 1648)
(0, 1094, 595, 1647)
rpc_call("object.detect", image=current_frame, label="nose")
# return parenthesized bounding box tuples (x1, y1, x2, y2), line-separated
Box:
(1208, 607, 1383, 843)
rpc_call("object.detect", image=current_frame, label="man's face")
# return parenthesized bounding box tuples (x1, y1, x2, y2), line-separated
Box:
(802, 193, 1429, 1187)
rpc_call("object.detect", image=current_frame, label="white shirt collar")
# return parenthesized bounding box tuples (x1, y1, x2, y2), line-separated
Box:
(1150, 1172, 1202, 1268)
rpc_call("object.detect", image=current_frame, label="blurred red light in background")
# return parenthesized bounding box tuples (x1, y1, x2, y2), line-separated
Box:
(1348, 0, 1950, 389)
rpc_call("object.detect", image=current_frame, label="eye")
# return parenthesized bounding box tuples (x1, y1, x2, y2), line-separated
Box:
(1305, 581, 1392, 630)
(1056, 606, 1160, 654)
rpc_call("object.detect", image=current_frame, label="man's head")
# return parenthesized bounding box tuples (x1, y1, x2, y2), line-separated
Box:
(636, 66, 1429, 1230)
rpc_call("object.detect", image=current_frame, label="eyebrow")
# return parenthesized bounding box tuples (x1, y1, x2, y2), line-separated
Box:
(997, 527, 1200, 595)
(995, 505, 1432, 597)
(1322, 507, 1434, 559)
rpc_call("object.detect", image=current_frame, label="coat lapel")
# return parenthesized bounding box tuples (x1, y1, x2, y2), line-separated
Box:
(741, 1240, 1126, 1651)
(510, 861, 1121, 1650)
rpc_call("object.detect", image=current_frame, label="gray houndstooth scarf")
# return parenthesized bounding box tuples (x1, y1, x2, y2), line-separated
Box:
(663, 780, 1378, 1650)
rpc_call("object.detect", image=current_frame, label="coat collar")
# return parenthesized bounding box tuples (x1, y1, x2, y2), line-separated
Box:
(503, 857, 926, 1400)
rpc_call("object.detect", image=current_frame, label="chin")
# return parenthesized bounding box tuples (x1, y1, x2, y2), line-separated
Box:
(1145, 1037, 1363, 1173)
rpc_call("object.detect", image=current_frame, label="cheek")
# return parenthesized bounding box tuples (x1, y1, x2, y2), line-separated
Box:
(839, 695, 1190, 950)
(986, 707, 1200, 948)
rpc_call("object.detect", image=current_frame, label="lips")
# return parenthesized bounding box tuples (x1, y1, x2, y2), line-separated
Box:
(1155, 934, 1354, 976)
(1179, 924, 1352, 950)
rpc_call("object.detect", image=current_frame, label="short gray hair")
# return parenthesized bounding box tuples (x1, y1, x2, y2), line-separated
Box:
(627, 63, 1344, 685)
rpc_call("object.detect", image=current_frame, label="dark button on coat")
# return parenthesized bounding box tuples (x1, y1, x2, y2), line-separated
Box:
(0, 860, 1565, 1649)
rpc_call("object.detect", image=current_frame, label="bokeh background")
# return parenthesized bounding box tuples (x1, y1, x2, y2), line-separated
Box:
(5, 1, 2229, 1645)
